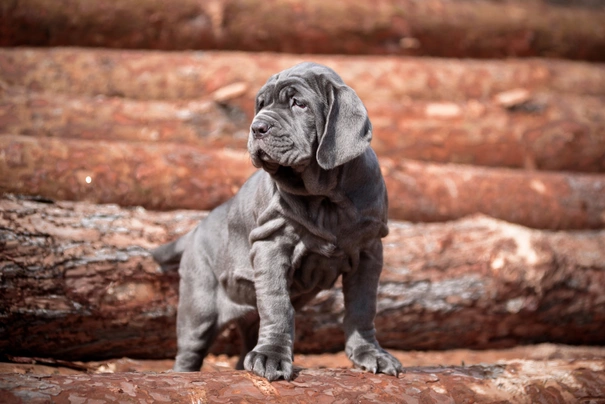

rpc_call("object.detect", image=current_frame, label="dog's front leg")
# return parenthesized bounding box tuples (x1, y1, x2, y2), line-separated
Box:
(342, 241, 403, 376)
(244, 239, 294, 381)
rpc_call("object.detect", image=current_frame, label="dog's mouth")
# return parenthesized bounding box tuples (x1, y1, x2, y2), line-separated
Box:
(251, 148, 311, 178)
(256, 149, 270, 161)
(252, 149, 280, 173)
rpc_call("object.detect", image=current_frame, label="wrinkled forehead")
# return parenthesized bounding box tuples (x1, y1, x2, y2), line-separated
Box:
(256, 62, 343, 100)
(273, 62, 343, 83)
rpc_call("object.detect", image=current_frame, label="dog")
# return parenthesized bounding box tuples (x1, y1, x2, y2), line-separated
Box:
(152, 62, 403, 381)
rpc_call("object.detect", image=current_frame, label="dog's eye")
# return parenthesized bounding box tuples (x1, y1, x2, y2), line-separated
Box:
(291, 98, 306, 109)
(257, 99, 265, 110)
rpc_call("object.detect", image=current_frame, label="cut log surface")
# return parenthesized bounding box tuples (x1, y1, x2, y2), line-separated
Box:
(2, 135, 604, 229)
(3, 88, 605, 172)
(1, 360, 605, 404)
(1, 196, 604, 361)
(2, 0, 605, 60)
(2, 49, 605, 103)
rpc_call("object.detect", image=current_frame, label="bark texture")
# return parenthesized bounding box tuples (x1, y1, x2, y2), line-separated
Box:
(371, 94, 605, 172)
(381, 159, 605, 230)
(0, 88, 249, 149)
(0, 360, 605, 404)
(1, 196, 604, 361)
(0, 135, 255, 212)
(2, 48, 605, 102)
(2, 0, 605, 60)
(3, 88, 605, 172)
(1, 361, 605, 404)
(2, 135, 604, 229)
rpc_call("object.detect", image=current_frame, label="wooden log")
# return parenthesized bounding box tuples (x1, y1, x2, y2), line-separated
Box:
(1, 361, 604, 404)
(0, 135, 256, 212)
(381, 159, 605, 230)
(2, 48, 605, 103)
(1, 135, 604, 229)
(0, 88, 250, 149)
(1, 196, 604, 361)
(372, 94, 605, 172)
(4, 88, 605, 172)
(1, 0, 605, 60)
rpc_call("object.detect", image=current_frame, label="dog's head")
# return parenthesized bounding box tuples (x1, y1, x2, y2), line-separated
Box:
(248, 63, 372, 175)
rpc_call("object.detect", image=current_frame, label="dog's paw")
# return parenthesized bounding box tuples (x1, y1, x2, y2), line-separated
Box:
(348, 344, 404, 376)
(243, 347, 293, 381)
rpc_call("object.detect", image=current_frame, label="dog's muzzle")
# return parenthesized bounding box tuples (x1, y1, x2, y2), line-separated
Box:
(251, 119, 271, 140)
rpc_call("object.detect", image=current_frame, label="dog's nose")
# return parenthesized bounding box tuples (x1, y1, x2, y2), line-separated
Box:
(251, 120, 270, 139)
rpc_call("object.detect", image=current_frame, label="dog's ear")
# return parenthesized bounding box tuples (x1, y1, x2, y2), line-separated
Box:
(316, 81, 372, 170)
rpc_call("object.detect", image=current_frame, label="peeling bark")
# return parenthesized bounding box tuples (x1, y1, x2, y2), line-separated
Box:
(1, 135, 604, 229)
(3, 88, 605, 172)
(2, 0, 605, 60)
(1, 360, 604, 404)
(1, 196, 604, 360)
(2, 48, 605, 103)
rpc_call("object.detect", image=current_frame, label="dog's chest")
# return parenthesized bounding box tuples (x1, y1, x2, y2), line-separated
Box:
(286, 199, 381, 296)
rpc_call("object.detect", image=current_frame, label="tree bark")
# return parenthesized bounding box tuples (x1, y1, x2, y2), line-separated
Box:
(0, 135, 256, 212)
(0, 88, 250, 150)
(1, 360, 604, 404)
(4, 88, 605, 172)
(2, 0, 605, 60)
(2, 48, 605, 103)
(2, 135, 604, 229)
(382, 159, 605, 230)
(1, 196, 604, 361)
(371, 93, 605, 172)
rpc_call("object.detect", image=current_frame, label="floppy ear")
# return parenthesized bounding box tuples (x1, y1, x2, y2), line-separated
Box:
(316, 82, 372, 170)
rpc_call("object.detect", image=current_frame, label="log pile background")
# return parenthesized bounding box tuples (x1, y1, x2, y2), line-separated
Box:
(1, 0, 605, 402)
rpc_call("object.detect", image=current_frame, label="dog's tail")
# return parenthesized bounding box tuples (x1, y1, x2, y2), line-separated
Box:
(150, 230, 194, 273)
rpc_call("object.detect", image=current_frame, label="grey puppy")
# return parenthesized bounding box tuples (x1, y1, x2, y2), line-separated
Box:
(152, 62, 403, 381)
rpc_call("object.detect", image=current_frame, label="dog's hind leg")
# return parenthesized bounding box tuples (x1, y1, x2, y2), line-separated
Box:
(173, 252, 219, 372)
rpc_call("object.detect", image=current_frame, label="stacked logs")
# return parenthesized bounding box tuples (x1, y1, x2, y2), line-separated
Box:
(1, 48, 605, 229)
(1, 46, 605, 355)
(2, 195, 605, 360)
(1, 1, 605, 398)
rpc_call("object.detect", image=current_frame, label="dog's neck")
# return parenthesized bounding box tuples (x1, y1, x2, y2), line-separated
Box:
(270, 160, 344, 202)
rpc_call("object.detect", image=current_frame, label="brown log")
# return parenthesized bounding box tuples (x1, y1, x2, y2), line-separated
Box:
(2, 0, 605, 60)
(0, 88, 249, 149)
(372, 94, 605, 172)
(0, 135, 255, 212)
(381, 159, 605, 230)
(0, 88, 249, 150)
(2, 135, 604, 229)
(1, 361, 605, 404)
(1, 196, 604, 361)
(2, 48, 605, 103)
(4, 88, 605, 172)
